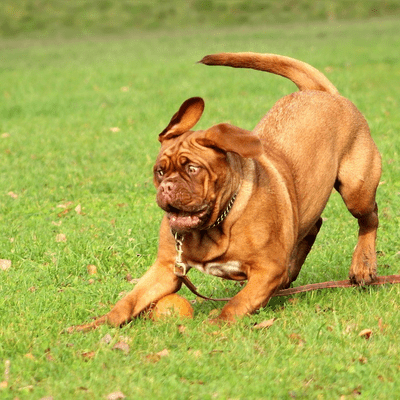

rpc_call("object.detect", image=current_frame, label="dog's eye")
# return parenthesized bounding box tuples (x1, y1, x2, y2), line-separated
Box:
(156, 168, 164, 177)
(187, 165, 199, 175)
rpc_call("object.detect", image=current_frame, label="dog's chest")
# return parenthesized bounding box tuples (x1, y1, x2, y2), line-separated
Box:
(188, 260, 246, 280)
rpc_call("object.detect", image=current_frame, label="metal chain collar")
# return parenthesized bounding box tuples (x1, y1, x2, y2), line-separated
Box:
(207, 192, 237, 230)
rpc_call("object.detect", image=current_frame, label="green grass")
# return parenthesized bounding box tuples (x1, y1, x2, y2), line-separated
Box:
(0, 17, 400, 399)
(1, 0, 400, 38)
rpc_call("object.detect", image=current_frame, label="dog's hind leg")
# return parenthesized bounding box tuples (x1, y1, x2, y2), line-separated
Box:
(285, 217, 323, 288)
(335, 134, 381, 285)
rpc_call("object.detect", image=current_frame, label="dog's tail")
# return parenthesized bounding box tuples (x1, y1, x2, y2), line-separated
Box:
(199, 52, 339, 95)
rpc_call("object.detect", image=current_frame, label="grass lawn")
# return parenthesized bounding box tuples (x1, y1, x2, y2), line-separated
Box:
(0, 17, 399, 399)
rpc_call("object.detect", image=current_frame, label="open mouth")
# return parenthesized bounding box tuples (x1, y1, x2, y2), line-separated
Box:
(167, 207, 209, 232)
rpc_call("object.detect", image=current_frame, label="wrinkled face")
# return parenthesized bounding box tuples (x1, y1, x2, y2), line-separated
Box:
(154, 131, 228, 233)
(153, 96, 262, 233)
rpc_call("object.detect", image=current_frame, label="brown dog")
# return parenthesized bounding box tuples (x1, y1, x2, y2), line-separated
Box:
(73, 52, 381, 330)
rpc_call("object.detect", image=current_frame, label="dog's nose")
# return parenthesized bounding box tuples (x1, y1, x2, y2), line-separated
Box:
(160, 178, 178, 197)
(161, 180, 174, 193)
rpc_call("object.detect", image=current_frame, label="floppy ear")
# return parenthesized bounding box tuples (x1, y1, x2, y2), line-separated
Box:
(159, 97, 205, 142)
(197, 123, 263, 159)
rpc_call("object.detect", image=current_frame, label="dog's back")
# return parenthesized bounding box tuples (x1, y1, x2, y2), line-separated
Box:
(200, 52, 381, 272)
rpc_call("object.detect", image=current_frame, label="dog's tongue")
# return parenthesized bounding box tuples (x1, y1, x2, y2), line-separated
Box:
(167, 212, 201, 232)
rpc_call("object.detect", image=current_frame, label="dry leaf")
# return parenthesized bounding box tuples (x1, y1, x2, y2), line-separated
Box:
(352, 387, 362, 396)
(145, 353, 161, 363)
(156, 348, 170, 358)
(178, 324, 187, 334)
(51, 221, 62, 226)
(24, 353, 35, 360)
(55, 233, 67, 243)
(0, 259, 11, 271)
(1, 360, 9, 388)
(378, 318, 387, 333)
(144, 349, 169, 363)
(57, 201, 73, 208)
(4, 360, 10, 380)
(57, 208, 72, 218)
(359, 329, 373, 339)
(188, 349, 202, 358)
(80, 351, 96, 360)
(45, 349, 54, 362)
(100, 334, 113, 344)
(107, 391, 126, 400)
(19, 385, 34, 392)
(87, 264, 97, 275)
(1, 132, 10, 138)
(75, 204, 83, 215)
(112, 341, 130, 354)
(253, 318, 276, 330)
(125, 273, 139, 283)
(7, 191, 18, 199)
(344, 324, 357, 333)
(288, 333, 305, 346)
(110, 127, 120, 133)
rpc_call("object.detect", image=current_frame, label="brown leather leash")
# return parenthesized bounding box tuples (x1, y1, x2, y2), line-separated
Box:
(179, 275, 233, 302)
(179, 273, 400, 302)
(272, 274, 400, 297)
(172, 204, 400, 302)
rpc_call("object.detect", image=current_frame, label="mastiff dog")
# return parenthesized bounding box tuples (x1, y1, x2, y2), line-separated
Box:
(73, 52, 381, 330)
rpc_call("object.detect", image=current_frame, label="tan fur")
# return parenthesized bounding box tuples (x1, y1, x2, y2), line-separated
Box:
(71, 53, 381, 330)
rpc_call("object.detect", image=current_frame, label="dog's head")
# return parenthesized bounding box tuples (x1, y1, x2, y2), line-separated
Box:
(154, 97, 262, 233)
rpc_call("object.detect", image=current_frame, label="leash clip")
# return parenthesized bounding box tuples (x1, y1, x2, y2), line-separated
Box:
(174, 261, 188, 277)
(172, 231, 232, 302)
(173, 232, 188, 277)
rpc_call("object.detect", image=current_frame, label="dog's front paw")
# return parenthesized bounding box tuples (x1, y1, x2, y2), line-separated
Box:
(349, 262, 377, 285)
(349, 245, 378, 285)
(349, 271, 377, 285)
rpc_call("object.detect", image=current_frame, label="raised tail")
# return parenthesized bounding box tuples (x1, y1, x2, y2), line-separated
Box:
(199, 52, 339, 95)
